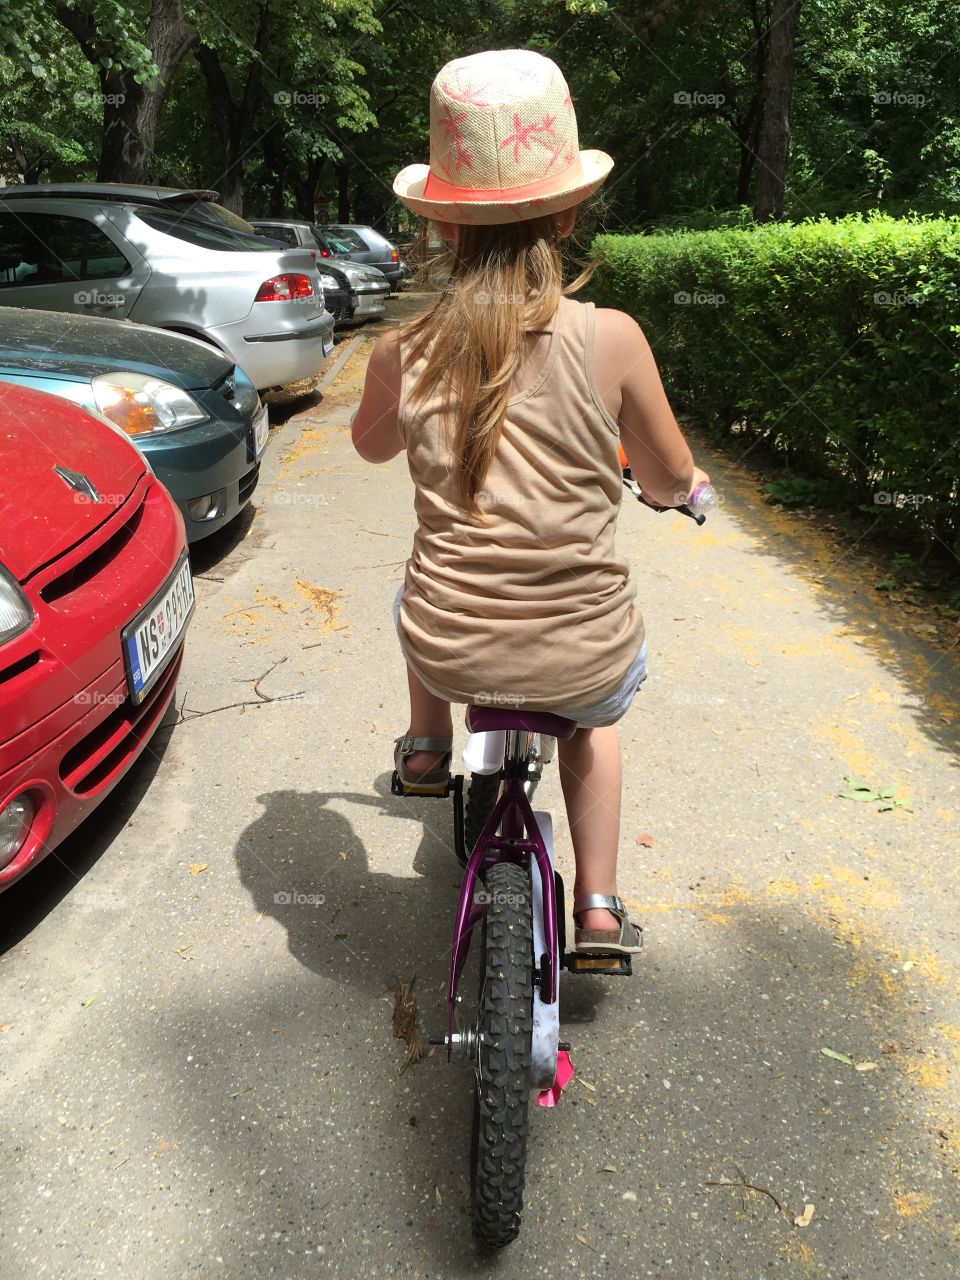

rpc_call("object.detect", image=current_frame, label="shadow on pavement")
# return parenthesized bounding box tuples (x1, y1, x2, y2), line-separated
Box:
(222, 779, 960, 1274)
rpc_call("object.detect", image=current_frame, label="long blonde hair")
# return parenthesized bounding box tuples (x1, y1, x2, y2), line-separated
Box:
(399, 214, 599, 517)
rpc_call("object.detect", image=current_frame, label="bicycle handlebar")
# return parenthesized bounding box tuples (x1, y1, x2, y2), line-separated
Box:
(621, 470, 714, 526)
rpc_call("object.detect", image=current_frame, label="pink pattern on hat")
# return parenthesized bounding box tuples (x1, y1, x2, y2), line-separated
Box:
(440, 76, 489, 107)
(498, 112, 559, 165)
(437, 102, 474, 174)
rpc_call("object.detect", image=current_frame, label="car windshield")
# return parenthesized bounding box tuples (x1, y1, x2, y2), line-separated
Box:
(252, 223, 299, 248)
(132, 205, 277, 252)
(320, 227, 368, 252)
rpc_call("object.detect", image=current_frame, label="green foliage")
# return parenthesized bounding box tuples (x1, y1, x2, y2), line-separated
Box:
(588, 213, 960, 559)
(762, 476, 836, 508)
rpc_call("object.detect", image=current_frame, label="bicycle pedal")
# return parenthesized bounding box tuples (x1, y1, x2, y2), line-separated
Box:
(390, 770, 459, 799)
(564, 952, 633, 976)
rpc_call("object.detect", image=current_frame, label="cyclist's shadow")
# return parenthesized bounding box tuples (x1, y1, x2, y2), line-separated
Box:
(234, 773, 468, 995)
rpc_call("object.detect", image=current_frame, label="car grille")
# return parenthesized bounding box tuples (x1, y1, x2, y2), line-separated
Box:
(239, 462, 260, 505)
(40, 488, 147, 605)
(58, 644, 183, 796)
(0, 651, 41, 688)
(328, 293, 351, 321)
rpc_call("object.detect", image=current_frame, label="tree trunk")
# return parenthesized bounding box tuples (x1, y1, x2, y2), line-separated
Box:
(8, 134, 46, 184)
(290, 156, 324, 221)
(194, 3, 272, 215)
(269, 159, 287, 216)
(337, 164, 350, 222)
(752, 0, 803, 222)
(632, 133, 655, 223)
(734, 101, 761, 205)
(57, 0, 199, 183)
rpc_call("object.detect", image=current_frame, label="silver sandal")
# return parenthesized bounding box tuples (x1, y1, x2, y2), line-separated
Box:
(573, 894, 643, 955)
(393, 734, 453, 796)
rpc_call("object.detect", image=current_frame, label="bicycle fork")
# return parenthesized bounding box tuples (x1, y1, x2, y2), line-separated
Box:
(446, 729, 561, 1090)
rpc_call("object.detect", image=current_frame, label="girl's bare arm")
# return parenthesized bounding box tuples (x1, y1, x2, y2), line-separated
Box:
(594, 308, 705, 506)
(351, 330, 404, 463)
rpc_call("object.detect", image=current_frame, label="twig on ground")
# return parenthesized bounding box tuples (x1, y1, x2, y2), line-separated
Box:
(172, 657, 303, 723)
(705, 1165, 784, 1215)
(388, 974, 425, 1074)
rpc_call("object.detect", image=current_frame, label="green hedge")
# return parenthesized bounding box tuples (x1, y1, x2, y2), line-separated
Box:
(587, 213, 960, 556)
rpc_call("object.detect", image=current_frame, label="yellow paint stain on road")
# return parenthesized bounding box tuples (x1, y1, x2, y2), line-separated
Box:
(279, 423, 349, 473)
(221, 589, 298, 636)
(626, 900, 732, 928)
(893, 1190, 934, 1218)
(937, 1024, 960, 1061)
(775, 634, 870, 668)
(779, 1238, 816, 1267)
(809, 715, 879, 780)
(904, 1058, 952, 1091)
(293, 582, 344, 632)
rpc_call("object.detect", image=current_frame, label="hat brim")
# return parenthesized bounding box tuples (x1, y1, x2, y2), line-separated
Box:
(392, 150, 614, 225)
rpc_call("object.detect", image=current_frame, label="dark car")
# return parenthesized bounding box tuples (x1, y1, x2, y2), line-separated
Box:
(316, 224, 405, 291)
(0, 307, 267, 542)
(247, 221, 389, 325)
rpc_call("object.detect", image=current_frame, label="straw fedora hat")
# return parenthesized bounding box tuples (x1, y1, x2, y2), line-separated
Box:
(393, 48, 613, 225)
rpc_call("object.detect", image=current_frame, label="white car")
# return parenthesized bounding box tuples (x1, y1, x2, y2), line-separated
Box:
(0, 185, 336, 391)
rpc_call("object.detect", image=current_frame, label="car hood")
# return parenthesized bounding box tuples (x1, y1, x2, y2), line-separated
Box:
(0, 383, 146, 583)
(0, 307, 233, 390)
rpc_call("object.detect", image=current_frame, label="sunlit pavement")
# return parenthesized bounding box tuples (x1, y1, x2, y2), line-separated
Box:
(2, 290, 959, 1278)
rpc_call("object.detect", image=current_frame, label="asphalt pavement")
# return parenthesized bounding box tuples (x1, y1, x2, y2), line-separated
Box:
(2, 293, 959, 1279)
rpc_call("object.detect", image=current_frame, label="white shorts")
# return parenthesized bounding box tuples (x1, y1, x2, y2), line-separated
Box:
(392, 585, 648, 729)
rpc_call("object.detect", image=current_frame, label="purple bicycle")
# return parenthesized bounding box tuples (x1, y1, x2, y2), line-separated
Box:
(391, 478, 714, 1247)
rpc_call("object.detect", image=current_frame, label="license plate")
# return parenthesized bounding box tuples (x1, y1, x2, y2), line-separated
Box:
(252, 404, 269, 457)
(121, 551, 195, 705)
(322, 334, 334, 358)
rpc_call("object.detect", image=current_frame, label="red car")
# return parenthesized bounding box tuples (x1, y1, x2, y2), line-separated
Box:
(0, 385, 193, 890)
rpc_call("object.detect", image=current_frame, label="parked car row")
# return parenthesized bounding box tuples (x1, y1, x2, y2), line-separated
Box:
(0, 182, 409, 893)
(248, 221, 392, 324)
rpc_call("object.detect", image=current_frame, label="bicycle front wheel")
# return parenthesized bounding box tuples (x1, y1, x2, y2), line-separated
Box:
(470, 860, 534, 1247)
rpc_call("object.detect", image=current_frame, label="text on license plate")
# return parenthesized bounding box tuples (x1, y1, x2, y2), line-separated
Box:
(122, 554, 195, 704)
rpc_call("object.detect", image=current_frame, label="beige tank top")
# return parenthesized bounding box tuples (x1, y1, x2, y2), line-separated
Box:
(396, 294, 644, 710)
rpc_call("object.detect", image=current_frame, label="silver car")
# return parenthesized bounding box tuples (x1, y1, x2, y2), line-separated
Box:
(0, 185, 335, 391)
(249, 220, 390, 323)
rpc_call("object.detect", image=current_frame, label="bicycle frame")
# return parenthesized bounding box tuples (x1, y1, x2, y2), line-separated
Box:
(447, 729, 558, 1057)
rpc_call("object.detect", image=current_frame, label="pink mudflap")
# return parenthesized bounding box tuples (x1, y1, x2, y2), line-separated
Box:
(535, 1049, 574, 1107)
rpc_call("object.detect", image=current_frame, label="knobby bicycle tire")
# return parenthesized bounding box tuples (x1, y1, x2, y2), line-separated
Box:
(464, 771, 501, 859)
(470, 860, 534, 1247)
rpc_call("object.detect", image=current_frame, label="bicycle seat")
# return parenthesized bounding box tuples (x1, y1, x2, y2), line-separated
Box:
(465, 707, 578, 739)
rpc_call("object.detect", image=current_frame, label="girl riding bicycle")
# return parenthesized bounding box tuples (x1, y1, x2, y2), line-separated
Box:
(351, 48, 709, 958)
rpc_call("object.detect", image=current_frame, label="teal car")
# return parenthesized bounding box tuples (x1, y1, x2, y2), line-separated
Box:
(0, 307, 269, 542)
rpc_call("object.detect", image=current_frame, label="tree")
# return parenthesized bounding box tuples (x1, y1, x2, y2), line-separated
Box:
(189, 0, 378, 215)
(54, 0, 198, 182)
(753, 0, 803, 221)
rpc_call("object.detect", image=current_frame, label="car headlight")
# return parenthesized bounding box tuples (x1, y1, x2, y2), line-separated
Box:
(0, 564, 34, 646)
(91, 372, 208, 436)
(318, 273, 340, 290)
(358, 271, 384, 283)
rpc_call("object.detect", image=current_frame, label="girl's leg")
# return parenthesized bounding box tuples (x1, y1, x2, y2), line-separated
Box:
(403, 663, 453, 774)
(557, 725, 623, 931)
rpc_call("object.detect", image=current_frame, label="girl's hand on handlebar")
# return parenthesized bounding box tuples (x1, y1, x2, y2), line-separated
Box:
(688, 465, 711, 501)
